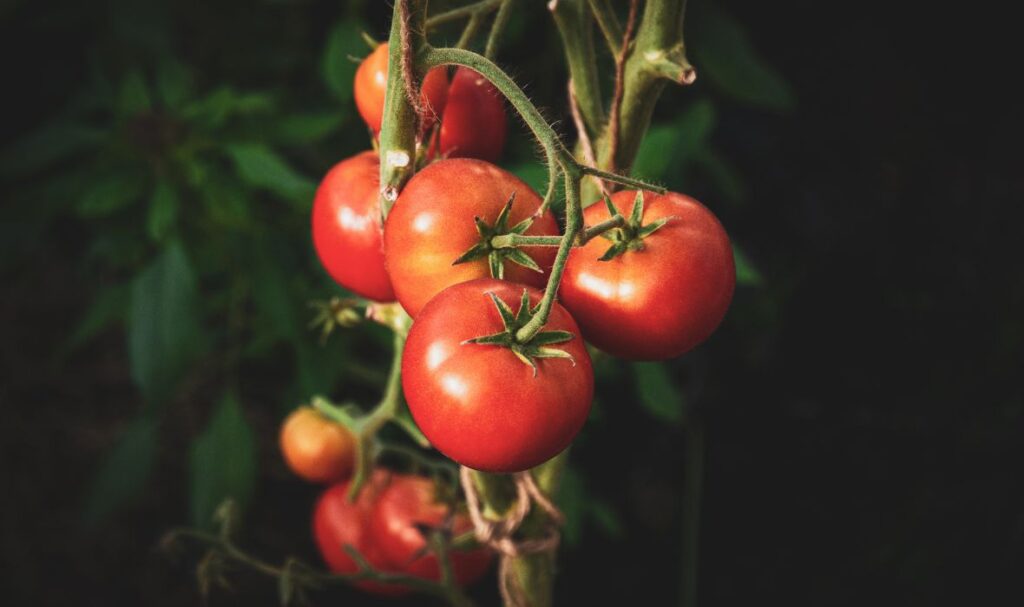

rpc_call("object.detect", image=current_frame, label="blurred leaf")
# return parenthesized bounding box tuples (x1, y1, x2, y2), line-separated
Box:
(589, 501, 623, 538)
(270, 112, 344, 144)
(117, 70, 152, 117)
(631, 362, 685, 423)
(507, 163, 550, 197)
(128, 242, 205, 406)
(694, 148, 746, 203)
(147, 180, 179, 242)
(82, 415, 159, 526)
(188, 393, 257, 527)
(633, 100, 716, 181)
(251, 240, 300, 341)
(0, 122, 103, 178)
(183, 87, 275, 129)
(692, 7, 795, 111)
(323, 20, 368, 102)
(558, 466, 622, 546)
(156, 59, 195, 109)
(76, 173, 147, 217)
(200, 176, 252, 227)
(733, 244, 764, 287)
(59, 284, 130, 359)
(226, 143, 316, 205)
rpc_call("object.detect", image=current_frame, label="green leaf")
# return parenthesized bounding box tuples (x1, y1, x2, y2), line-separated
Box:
(128, 243, 205, 406)
(506, 162, 549, 194)
(226, 143, 316, 206)
(557, 467, 622, 546)
(322, 20, 368, 102)
(76, 173, 146, 217)
(631, 362, 685, 424)
(82, 415, 159, 526)
(183, 87, 275, 129)
(0, 123, 103, 178)
(692, 7, 796, 111)
(156, 58, 194, 109)
(188, 393, 257, 527)
(59, 284, 130, 359)
(271, 112, 344, 144)
(694, 149, 746, 204)
(146, 180, 178, 242)
(117, 70, 152, 117)
(733, 244, 764, 287)
(632, 100, 716, 182)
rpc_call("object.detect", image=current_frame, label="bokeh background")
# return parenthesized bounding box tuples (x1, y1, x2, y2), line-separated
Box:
(2, 0, 1021, 605)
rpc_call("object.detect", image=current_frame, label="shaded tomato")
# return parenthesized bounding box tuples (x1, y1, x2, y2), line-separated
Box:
(279, 406, 356, 483)
(370, 474, 492, 584)
(311, 151, 394, 301)
(354, 43, 449, 134)
(313, 471, 408, 596)
(402, 279, 593, 472)
(560, 190, 735, 360)
(384, 158, 559, 317)
(439, 68, 507, 162)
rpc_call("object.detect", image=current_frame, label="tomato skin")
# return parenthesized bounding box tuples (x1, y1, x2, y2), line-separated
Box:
(313, 472, 408, 596)
(370, 475, 492, 585)
(402, 279, 593, 472)
(560, 190, 735, 360)
(439, 68, 507, 162)
(354, 43, 449, 134)
(311, 151, 394, 302)
(384, 158, 559, 317)
(280, 407, 356, 483)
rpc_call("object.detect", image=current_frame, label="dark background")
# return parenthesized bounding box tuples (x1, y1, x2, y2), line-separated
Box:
(2, 0, 1021, 606)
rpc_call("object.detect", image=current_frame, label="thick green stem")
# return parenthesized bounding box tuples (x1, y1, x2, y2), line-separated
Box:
(550, 0, 604, 138)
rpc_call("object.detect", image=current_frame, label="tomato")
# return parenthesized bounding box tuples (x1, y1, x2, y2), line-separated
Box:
(354, 43, 449, 135)
(402, 279, 593, 472)
(280, 406, 356, 483)
(384, 158, 559, 317)
(311, 151, 394, 302)
(370, 474, 492, 585)
(560, 190, 735, 360)
(439, 68, 507, 162)
(313, 472, 407, 596)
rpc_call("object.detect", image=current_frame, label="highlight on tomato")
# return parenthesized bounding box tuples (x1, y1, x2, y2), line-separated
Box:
(311, 151, 394, 302)
(279, 406, 357, 484)
(384, 158, 560, 317)
(354, 42, 449, 134)
(560, 190, 735, 360)
(402, 279, 593, 473)
(439, 67, 508, 162)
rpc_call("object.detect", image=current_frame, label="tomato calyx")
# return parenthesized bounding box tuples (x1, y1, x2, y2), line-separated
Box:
(451, 193, 544, 279)
(598, 191, 675, 261)
(462, 289, 576, 376)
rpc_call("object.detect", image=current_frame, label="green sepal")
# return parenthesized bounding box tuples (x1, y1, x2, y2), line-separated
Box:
(638, 216, 675, 238)
(504, 248, 543, 273)
(530, 330, 574, 346)
(487, 291, 517, 327)
(629, 191, 645, 226)
(493, 192, 516, 231)
(452, 241, 491, 265)
(488, 251, 505, 279)
(451, 191, 542, 280)
(599, 241, 630, 262)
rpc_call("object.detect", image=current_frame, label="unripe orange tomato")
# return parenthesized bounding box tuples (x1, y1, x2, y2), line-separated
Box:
(354, 43, 449, 134)
(280, 407, 356, 483)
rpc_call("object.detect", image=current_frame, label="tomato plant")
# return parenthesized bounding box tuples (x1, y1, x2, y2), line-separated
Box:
(384, 158, 560, 317)
(354, 42, 449, 135)
(561, 190, 736, 360)
(402, 279, 593, 473)
(439, 68, 508, 162)
(311, 151, 395, 302)
(279, 406, 357, 483)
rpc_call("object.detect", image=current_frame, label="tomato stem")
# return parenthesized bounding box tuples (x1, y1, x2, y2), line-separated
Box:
(426, 0, 503, 29)
(484, 0, 515, 60)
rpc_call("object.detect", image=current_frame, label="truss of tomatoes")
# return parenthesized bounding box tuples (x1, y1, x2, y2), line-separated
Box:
(312, 45, 736, 475)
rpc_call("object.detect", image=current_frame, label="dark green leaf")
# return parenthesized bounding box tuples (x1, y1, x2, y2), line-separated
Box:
(0, 123, 103, 178)
(322, 20, 368, 102)
(632, 362, 685, 423)
(506, 162, 548, 193)
(82, 415, 159, 526)
(188, 393, 257, 527)
(128, 243, 205, 406)
(117, 70, 152, 116)
(59, 284, 130, 359)
(733, 244, 764, 287)
(226, 143, 315, 206)
(156, 59, 194, 109)
(76, 173, 146, 217)
(146, 180, 178, 242)
(632, 100, 717, 181)
(271, 112, 344, 144)
(692, 7, 796, 111)
(694, 149, 746, 203)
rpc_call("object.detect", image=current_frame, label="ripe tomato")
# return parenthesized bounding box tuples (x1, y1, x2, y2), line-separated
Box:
(280, 407, 356, 483)
(311, 151, 394, 302)
(384, 158, 559, 317)
(370, 475, 492, 585)
(402, 279, 593, 472)
(313, 472, 407, 596)
(560, 190, 735, 360)
(354, 43, 449, 135)
(439, 68, 507, 162)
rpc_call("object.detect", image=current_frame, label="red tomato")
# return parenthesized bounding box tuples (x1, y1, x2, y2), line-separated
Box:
(560, 190, 735, 360)
(279, 407, 356, 483)
(370, 475, 492, 585)
(311, 151, 394, 302)
(313, 471, 407, 596)
(402, 279, 593, 472)
(439, 68, 507, 162)
(354, 43, 449, 135)
(384, 158, 559, 317)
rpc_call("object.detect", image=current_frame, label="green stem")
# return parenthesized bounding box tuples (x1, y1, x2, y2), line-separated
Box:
(507, 452, 569, 607)
(426, 0, 503, 29)
(680, 417, 704, 607)
(484, 0, 515, 60)
(491, 234, 563, 248)
(587, 0, 624, 54)
(580, 214, 625, 243)
(550, 0, 604, 138)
